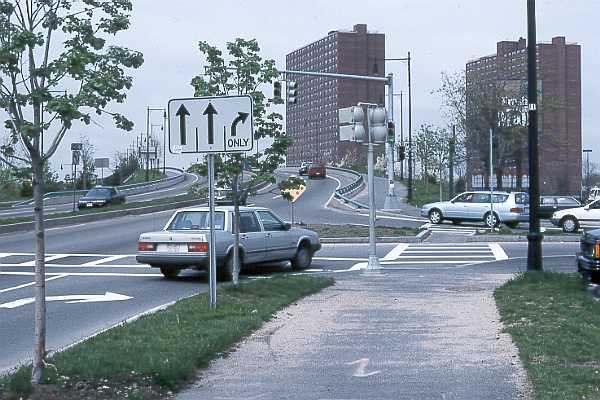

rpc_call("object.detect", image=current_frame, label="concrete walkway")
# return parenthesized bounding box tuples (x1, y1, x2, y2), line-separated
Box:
(177, 266, 532, 400)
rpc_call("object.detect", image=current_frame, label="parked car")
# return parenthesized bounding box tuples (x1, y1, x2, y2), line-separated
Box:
(539, 196, 581, 219)
(576, 228, 600, 283)
(307, 162, 326, 179)
(588, 187, 600, 203)
(77, 186, 125, 209)
(214, 187, 247, 206)
(298, 162, 311, 176)
(551, 199, 600, 233)
(136, 206, 322, 279)
(420, 191, 529, 228)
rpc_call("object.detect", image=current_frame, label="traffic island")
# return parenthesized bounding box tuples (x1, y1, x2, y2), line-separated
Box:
(495, 272, 600, 399)
(0, 275, 333, 400)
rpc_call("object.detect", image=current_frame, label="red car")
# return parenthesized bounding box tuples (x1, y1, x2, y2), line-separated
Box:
(307, 163, 326, 179)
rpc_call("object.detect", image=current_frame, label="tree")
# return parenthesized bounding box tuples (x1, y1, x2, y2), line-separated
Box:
(79, 135, 95, 189)
(0, 0, 143, 383)
(415, 124, 452, 201)
(189, 38, 290, 287)
(279, 175, 305, 225)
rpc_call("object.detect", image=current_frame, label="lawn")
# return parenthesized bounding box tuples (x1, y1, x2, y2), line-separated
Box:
(495, 272, 600, 400)
(0, 275, 333, 400)
(301, 223, 420, 238)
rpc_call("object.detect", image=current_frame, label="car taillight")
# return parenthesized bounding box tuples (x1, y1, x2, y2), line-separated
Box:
(138, 242, 156, 251)
(594, 243, 600, 259)
(188, 242, 209, 252)
(510, 207, 523, 213)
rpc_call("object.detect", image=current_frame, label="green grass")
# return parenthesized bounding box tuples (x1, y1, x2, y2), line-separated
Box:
(0, 193, 203, 226)
(495, 272, 600, 400)
(302, 223, 420, 237)
(125, 170, 167, 185)
(407, 179, 450, 207)
(0, 275, 333, 399)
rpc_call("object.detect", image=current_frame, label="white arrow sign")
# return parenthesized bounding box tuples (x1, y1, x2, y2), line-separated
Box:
(0, 292, 133, 309)
(167, 95, 253, 154)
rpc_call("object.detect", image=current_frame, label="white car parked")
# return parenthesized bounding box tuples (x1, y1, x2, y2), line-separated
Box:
(551, 199, 600, 233)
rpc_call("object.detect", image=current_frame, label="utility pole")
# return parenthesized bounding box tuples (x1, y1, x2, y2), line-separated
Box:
(400, 91, 404, 180)
(449, 125, 455, 198)
(527, 0, 543, 271)
(583, 149, 592, 196)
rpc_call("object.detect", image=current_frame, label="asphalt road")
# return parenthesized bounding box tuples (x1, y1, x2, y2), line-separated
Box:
(0, 165, 583, 375)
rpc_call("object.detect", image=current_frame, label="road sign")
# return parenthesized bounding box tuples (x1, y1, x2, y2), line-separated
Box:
(71, 142, 82, 151)
(94, 158, 109, 168)
(167, 95, 253, 154)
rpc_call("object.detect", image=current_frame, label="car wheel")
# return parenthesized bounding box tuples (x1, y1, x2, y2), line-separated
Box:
(484, 212, 500, 228)
(291, 244, 312, 270)
(505, 221, 519, 229)
(428, 209, 443, 225)
(561, 216, 579, 233)
(160, 267, 180, 280)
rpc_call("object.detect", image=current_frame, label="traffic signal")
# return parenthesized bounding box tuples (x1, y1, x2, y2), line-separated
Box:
(387, 121, 395, 144)
(338, 105, 388, 144)
(369, 107, 388, 143)
(287, 81, 298, 104)
(397, 145, 406, 161)
(273, 81, 282, 103)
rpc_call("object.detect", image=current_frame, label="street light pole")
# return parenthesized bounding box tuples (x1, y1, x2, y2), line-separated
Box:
(584, 149, 592, 198)
(527, 0, 543, 271)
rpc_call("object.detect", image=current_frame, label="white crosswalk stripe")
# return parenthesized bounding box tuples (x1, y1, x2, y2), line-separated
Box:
(420, 223, 477, 236)
(381, 243, 506, 266)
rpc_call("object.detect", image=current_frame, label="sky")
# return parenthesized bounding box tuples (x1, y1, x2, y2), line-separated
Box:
(40, 0, 600, 175)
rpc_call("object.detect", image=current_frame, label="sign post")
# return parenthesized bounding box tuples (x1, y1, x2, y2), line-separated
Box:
(167, 95, 253, 309)
(94, 158, 110, 185)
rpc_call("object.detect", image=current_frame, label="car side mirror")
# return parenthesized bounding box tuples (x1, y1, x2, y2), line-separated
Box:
(283, 223, 291, 231)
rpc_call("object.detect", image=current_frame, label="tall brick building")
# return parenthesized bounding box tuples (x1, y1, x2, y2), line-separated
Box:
(466, 36, 581, 195)
(285, 24, 385, 166)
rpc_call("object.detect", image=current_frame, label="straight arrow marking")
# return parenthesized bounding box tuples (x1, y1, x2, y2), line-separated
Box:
(176, 104, 190, 145)
(230, 112, 249, 137)
(0, 292, 133, 309)
(203, 102, 218, 145)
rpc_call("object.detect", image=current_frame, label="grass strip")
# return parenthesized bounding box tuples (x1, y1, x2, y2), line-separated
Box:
(0, 193, 203, 226)
(0, 275, 333, 400)
(495, 272, 600, 400)
(301, 223, 420, 238)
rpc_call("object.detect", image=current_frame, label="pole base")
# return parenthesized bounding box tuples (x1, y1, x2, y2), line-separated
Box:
(362, 255, 383, 272)
(384, 194, 403, 210)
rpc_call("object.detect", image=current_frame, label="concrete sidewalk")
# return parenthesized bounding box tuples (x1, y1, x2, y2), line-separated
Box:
(177, 268, 531, 400)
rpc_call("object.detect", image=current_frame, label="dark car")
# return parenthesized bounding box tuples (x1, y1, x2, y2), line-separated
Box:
(78, 186, 126, 209)
(539, 196, 581, 219)
(307, 162, 326, 179)
(298, 162, 311, 176)
(577, 229, 600, 283)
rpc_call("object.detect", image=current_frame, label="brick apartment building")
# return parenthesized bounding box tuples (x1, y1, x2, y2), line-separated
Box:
(466, 36, 581, 195)
(285, 24, 385, 166)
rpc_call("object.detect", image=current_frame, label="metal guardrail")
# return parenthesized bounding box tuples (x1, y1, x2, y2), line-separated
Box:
(327, 166, 368, 209)
(13, 167, 186, 207)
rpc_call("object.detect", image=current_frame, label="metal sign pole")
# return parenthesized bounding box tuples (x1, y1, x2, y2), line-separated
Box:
(208, 153, 217, 310)
(364, 104, 382, 272)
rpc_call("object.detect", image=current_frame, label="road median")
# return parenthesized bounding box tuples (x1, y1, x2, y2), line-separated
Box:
(0, 275, 333, 400)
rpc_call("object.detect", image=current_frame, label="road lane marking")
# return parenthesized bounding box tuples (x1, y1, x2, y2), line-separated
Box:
(0, 274, 68, 294)
(81, 255, 130, 266)
(272, 195, 282, 199)
(402, 250, 493, 253)
(382, 243, 409, 261)
(347, 358, 381, 378)
(0, 263, 148, 268)
(16, 254, 70, 267)
(0, 292, 133, 309)
(490, 243, 509, 261)
(0, 271, 161, 277)
(314, 257, 367, 262)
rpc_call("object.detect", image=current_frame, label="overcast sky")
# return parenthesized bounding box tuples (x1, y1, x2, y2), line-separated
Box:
(46, 0, 600, 174)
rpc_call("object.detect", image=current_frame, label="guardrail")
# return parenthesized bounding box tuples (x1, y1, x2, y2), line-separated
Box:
(13, 167, 187, 207)
(327, 166, 368, 209)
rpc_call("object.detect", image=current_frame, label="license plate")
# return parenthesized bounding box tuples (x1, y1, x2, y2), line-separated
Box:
(86, 203, 93, 207)
(166, 243, 180, 253)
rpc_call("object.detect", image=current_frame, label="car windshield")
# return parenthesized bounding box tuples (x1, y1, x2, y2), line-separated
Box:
(167, 211, 225, 230)
(85, 188, 111, 197)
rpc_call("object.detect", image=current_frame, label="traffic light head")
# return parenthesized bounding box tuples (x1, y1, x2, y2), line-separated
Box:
(287, 81, 298, 104)
(387, 121, 395, 144)
(397, 145, 406, 161)
(369, 107, 388, 143)
(273, 81, 282, 103)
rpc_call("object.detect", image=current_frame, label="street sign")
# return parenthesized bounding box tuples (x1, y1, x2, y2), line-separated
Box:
(94, 158, 109, 169)
(167, 95, 253, 154)
(71, 142, 82, 151)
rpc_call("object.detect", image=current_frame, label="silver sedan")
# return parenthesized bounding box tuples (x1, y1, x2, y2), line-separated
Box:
(136, 206, 321, 279)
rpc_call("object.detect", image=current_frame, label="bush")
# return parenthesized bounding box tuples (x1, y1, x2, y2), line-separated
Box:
(19, 181, 32, 197)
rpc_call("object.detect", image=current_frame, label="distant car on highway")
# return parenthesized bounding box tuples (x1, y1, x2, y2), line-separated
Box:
(136, 206, 321, 279)
(77, 186, 125, 209)
(298, 162, 311, 176)
(551, 199, 600, 233)
(420, 191, 529, 228)
(214, 187, 247, 206)
(588, 187, 600, 203)
(307, 162, 326, 179)
(577, 228, 600, 283)
(539, 196, 581, 219)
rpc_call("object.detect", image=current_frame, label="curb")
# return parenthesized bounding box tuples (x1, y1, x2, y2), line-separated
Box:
(465, 234, 580, 242)
(320, 234, 427, 244)
(0, 199, 207, 235)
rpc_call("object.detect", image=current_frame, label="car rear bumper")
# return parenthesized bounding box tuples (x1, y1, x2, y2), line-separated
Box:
(577, 253, 600, 273)
(136, 252, 225, 268)
(500, 212, 529, 222)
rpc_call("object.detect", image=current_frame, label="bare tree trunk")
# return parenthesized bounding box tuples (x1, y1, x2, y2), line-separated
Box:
(232, 173, 240, 287)
(31, 156, 46, 384)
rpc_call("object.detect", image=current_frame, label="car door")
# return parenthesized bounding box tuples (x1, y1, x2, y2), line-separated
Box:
(238, 212, 266, 264)
(446, 192, 474, 219)
(581, 200, 600, 227)
(470, 193, 491, 220)
(539, 197, 557, 219)
(256, 210, 296, 261)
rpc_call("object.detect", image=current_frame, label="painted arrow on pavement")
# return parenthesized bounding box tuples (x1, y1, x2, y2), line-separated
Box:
(0, 292, 133, 309)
